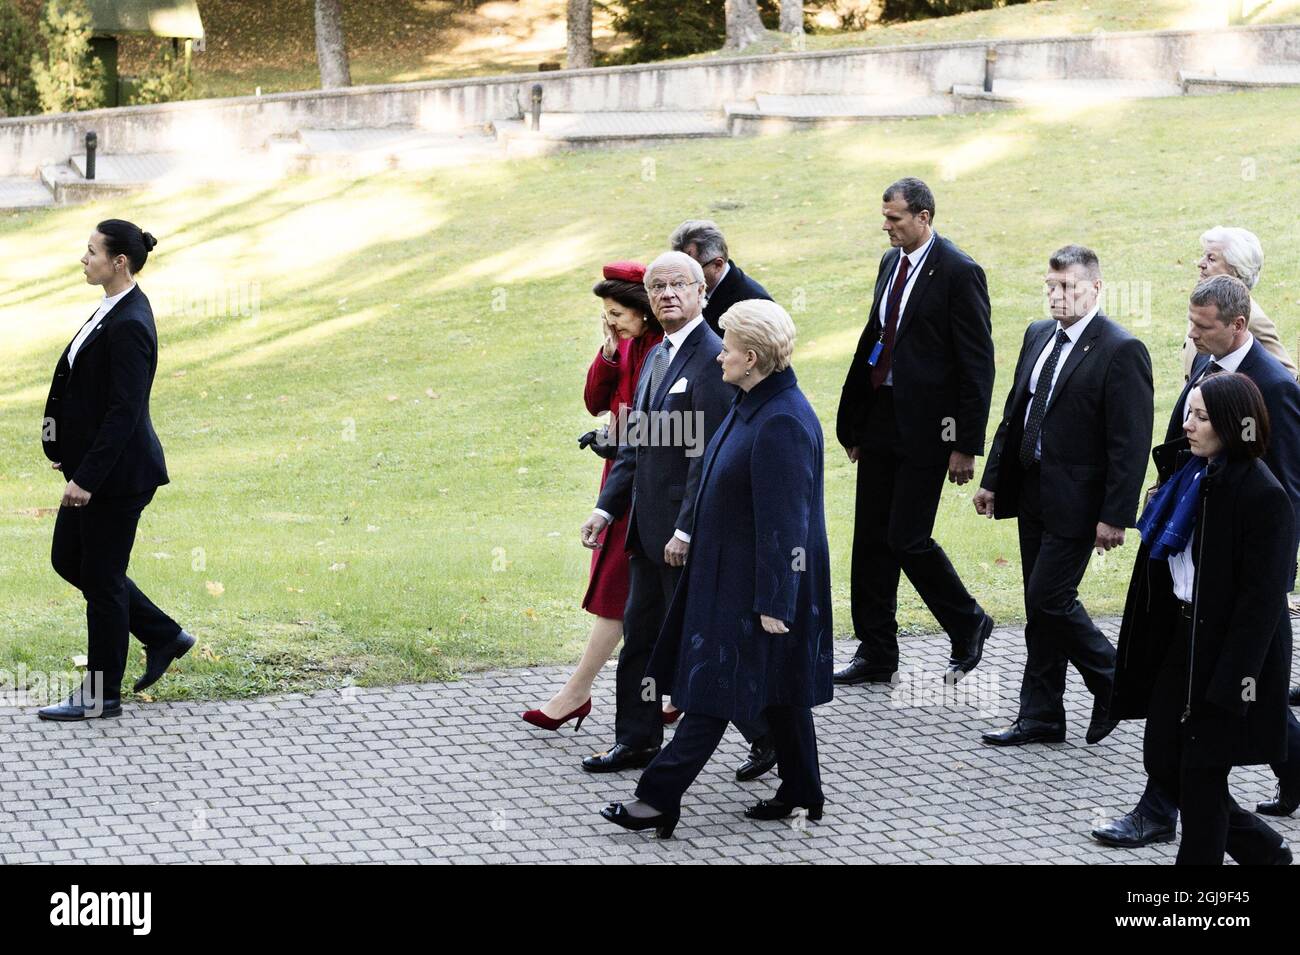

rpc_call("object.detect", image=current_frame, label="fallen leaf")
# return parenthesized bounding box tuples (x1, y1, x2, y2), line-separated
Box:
(205, 581, 225, 597)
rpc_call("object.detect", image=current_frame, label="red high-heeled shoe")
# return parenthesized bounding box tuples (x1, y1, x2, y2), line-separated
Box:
(661, 707, 681, 726)
(522, 698, 591, 732)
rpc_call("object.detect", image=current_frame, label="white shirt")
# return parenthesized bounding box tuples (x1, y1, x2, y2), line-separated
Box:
(1180, 332, 1254, 426)
(593, 312, 707, 543)
(68, 283, 135, 367)
(1022, 305, 1099, 459)
(880, 231, 937, 386)
(1169, 536, 1195, 603)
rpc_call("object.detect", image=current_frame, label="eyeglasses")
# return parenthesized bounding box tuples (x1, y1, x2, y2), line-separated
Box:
(648, 279, 700, 297)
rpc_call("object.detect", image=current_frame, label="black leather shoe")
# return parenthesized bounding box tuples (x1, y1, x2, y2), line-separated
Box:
(735, 737, 777, 782)
(582, 743, 659, 773)
(946, 613, 994, 685)
(1289, 686, 1300, 707)
(1270, 840, 1293, 864)
(133, 630, 196, 693)
(981, 718, 1065, 746)
(744, 798, 823, 821)
(1091, 810, 1176, 848)
(599, 802, 678, 838)
(37, 691, 122, 721)
(1256, 783, 1299, 817)
(1086, 697, 1119, 744)
(833, 657, 896, 685)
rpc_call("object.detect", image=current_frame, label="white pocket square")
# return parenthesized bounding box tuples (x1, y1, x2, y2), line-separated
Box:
(668, 377, 688, 394)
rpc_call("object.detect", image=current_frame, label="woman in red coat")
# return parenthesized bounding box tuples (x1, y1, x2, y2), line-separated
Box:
(523, 262, 662, 730)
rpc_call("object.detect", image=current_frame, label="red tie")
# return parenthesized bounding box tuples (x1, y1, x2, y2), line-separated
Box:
(871, 253, 911, 390)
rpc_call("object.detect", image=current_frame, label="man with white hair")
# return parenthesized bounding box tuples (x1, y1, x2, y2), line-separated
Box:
(1182, 226, 1295, 380)
(579, 251, 739, 773)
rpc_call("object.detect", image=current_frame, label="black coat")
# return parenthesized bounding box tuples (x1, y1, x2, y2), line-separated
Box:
(836, 234, 995, 462)
(647, 368, 834, 724)
(41, 285, 169, 497)
(596, 319, 735, 563)
(1110, 454, 1294, 768)
(702, 260, 771, 335)
(980, 313, 1154, 537)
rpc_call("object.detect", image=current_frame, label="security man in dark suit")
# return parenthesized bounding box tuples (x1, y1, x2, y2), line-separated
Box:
(580, 250, 737, 773)
(835, 178, 997, 687)
(974, 245, 1154, 746)
(39, 219, 194, 721)
(670, 219, 773, 336)
(1093, 273, 1300, 847)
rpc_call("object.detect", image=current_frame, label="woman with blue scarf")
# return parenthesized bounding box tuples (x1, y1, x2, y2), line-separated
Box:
(1111, 372, 1293, 864)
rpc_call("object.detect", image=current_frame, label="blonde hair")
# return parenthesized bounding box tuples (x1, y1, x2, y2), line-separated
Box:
(719, 299, 796, 375)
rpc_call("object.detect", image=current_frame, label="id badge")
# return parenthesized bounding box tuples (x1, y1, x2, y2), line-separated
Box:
(867, 340, 884, 367)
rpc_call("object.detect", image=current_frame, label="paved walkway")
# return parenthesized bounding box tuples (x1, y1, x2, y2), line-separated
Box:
(2, 618, 1296, 864)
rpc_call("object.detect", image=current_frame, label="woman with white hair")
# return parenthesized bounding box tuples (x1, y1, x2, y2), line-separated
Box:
(599, 299, 834, 837)
(1182, 226, 1295, 380)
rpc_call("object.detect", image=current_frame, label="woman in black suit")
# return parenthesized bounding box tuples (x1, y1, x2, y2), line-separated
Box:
(1111, 372, 1293, 864)
(38, 220, 194, 720)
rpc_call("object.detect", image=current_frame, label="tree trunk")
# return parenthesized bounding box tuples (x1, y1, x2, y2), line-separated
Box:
(724, 0, 767, 51)
(314, 0, 352, 89)
(566, 0, 593, 69)
(780, 0, 804, 34)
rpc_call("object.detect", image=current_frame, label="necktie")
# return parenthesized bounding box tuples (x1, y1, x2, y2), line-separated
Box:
(870, 253, 912, 390)
(1019, 328, 1071, 468)
(1196, 359, 1224, 383)
(645, 340, 671, 408)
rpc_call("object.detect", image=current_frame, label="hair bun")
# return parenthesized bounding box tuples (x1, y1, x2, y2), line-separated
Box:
(141, 231, 158, 251)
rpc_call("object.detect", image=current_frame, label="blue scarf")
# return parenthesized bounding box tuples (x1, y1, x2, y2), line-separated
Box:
(1137, 456, 1207, 560)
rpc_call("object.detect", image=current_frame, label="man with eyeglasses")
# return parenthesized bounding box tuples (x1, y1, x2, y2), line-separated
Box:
(579, 251, 737, 773)
(670, 219, 772, 337)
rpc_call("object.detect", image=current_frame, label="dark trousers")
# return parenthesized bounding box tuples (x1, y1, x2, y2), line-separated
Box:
(850, 387, 983, 666)
(635, 705, 821, 815)
(1015, 466, 1116, 724)
(1137, 707, 1300, 825)
(616, 550, 766, 749)
(1143, 615, 1285, 865)
(51, 489, 182, 700)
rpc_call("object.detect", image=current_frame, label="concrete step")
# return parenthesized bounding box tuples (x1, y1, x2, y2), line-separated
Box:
(0, 175, 54, 210)
(726, 92, 955, 134)
(952, 78, 1183, 111)
(1181, 63, 1300, 94)
(287, 126, 503, 174)
(493, 111, 728, 155)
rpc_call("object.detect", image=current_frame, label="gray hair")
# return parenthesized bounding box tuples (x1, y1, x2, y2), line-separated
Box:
(644, 250, 705, 289)
(669, 219, 729, 264)
(1190, 274, 1252, 326)
(1200, 226, 1264, 289)
(1048, 244, 1101, 280)
(719, 299, 796, 375)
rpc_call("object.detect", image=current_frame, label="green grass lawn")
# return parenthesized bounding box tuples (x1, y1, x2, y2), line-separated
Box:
(3, 87, 1299, 701)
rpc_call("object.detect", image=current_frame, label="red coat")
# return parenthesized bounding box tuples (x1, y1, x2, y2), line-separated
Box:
(581, 330, 663, 617)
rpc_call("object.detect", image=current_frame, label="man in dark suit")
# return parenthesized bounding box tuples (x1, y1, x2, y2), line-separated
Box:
(39, 226, 194, 720)
(670, 219, 772, 335)
(974, 246, 1154, 746)
(1093, 273, 1300, 847)
(835, 177, 997, 687)
(580, 250, 738, 773)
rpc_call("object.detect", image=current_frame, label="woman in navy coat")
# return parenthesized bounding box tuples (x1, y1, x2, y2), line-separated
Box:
(600, 299, 834, 838)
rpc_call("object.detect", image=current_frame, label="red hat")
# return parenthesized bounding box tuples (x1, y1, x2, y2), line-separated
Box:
(603, 260, 645, 283)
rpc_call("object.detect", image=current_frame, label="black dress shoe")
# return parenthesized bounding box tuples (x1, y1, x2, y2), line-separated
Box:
(735, 737, 777, 782)
(744, 798, 823, 821)
(981, 718, 1065, 746)
(1086, 697, 1119, 744)
(582, 743, 660, 773)
(1091, 810, 1176, 848)
(946, 613, 994, 685)
(599, 802, 678, 838)
(37, 691, 122, 721)
(1256, 783, 1299, 817)
(133, 629, 196, 693)
(1289, 686, 1300, 707)
(832, 657, 896, 686)
(1270, 840, 1293, 865)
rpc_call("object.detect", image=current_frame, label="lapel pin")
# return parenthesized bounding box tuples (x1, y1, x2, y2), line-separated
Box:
(1083, 345, 1090, 352)
(927, 269, 934, 276)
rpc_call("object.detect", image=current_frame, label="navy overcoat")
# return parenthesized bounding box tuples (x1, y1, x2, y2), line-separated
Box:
(646, 366, 834, 725)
